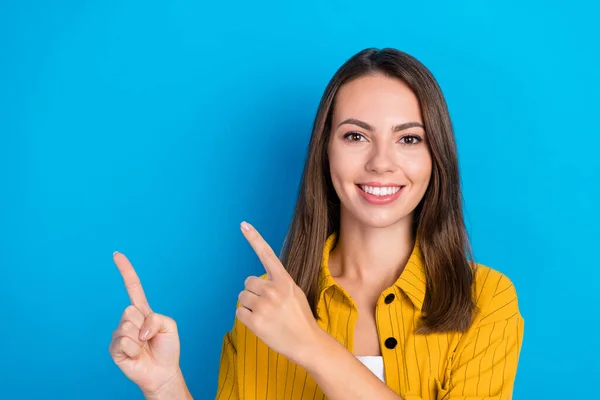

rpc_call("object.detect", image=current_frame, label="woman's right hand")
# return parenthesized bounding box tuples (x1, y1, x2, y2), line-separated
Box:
(109, 251, 182, 396)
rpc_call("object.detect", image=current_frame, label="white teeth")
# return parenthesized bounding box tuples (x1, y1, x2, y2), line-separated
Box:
(359, 185, 402, 196)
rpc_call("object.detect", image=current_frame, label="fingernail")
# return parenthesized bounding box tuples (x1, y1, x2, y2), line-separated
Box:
(140, 328, 150, 340)
(241, 222, 250, 232)
(113, 251, 119, 256)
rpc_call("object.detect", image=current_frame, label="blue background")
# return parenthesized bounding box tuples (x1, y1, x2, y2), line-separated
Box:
(1, 0, 598, 398)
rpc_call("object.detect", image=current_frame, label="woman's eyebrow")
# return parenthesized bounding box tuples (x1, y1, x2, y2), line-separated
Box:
(336, 118, 424, 132)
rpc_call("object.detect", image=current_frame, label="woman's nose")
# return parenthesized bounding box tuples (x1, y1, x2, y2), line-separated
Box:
(365, 144, 398, 175)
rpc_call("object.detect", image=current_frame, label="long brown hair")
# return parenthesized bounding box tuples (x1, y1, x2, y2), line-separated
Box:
(280, 48, 477, 333)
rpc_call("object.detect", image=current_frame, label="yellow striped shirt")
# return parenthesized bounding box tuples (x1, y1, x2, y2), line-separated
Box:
(216, 234, 524, 399)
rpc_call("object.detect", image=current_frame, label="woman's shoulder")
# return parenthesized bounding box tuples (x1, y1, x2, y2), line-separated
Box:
(471, 263, 523, 325)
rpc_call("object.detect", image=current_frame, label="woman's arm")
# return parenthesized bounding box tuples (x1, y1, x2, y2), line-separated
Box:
(142, 368, 194, 400)
(436, 280, 524, 400)
(301, 328, 404, 400)
(215, 330, 239, 399)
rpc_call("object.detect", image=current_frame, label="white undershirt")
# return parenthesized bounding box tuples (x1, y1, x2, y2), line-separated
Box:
(356, 355, 385, 382)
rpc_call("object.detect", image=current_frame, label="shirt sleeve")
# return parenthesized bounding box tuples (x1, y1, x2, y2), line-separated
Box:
(215, 329, 239, 399)
(436, 280, 525, 400)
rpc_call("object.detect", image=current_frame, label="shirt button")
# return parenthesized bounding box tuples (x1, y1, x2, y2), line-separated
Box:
(384, 293, 395, 304)
(385, 337, 398, 349)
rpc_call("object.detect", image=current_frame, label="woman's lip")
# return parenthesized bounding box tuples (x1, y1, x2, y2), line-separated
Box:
(357, 182, 403, 187)
(356, 184, 405, 205)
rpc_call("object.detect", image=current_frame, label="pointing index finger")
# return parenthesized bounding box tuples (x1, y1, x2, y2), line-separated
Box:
(113, 251, 152, 316)
(240, 221, 289, 282)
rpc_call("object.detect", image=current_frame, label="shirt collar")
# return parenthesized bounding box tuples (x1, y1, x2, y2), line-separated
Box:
(317, 232, 427, 310)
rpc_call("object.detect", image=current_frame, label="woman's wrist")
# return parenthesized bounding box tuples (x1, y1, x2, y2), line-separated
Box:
(297, 324, 337, 373)
(142, 368, 192, 400)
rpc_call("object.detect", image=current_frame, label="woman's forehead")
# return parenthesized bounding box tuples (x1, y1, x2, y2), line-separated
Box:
(332, 75, 423, 125)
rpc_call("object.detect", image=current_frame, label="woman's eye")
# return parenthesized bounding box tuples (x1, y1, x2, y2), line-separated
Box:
(399, 135, 423, 145)
(343, 132, 366, 142)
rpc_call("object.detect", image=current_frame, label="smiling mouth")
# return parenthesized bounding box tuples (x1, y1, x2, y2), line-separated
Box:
(356, 184, 404, 197)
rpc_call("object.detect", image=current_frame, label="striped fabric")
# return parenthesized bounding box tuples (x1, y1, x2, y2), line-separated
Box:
(216, 233, 524, 399)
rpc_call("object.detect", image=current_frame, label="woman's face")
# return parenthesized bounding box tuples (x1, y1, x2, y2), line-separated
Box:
(327, 73, 432, 229)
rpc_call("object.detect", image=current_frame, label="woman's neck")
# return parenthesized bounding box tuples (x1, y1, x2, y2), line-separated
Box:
(328, 212, 416, 288)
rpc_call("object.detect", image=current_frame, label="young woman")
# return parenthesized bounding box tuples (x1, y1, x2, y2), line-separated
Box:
(110, 48, 524, 400)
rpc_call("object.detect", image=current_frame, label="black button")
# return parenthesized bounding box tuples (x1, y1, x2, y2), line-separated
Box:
(384, 293, 395, 304)
(385, 337, 398, 349)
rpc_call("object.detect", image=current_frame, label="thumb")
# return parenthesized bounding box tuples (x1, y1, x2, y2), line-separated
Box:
(139, 313, 177, 341)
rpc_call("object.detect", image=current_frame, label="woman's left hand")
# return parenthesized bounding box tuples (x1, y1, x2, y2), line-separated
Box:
(236, 221, 323, 366)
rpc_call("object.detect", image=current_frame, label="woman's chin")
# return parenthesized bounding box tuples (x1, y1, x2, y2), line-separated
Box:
(352, 210, 409, 229)
(339, 198, 413, 229)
